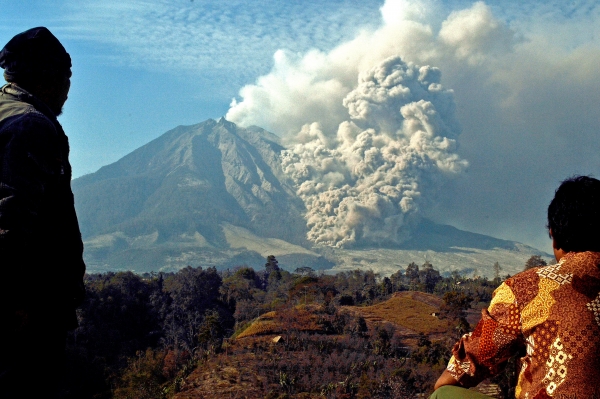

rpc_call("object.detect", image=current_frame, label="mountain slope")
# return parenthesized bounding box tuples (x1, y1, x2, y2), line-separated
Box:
(73, 119, 311, 266)
(73, 119, 549, 274)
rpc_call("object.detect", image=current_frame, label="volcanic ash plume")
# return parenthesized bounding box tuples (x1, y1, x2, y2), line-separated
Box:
(281, 56, 468, 248)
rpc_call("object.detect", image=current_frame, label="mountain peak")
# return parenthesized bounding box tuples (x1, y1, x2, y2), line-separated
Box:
(73, 120, 307, 247)
(217, 116, 231, 125)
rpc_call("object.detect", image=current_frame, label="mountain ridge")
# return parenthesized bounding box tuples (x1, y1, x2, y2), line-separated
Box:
(73, 119, 550, 276)
(74, 118, 307, 245)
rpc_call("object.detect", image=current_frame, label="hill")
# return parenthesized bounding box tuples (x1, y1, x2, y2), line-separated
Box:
(235, 305, 333, 340)
(234, 292, 457, 343)
(169, 289, 499, 398)
(343, 292, 450, 336)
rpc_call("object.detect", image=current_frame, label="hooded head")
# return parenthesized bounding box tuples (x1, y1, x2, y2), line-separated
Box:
(0, 26, 71, 83)
(0, 27, 72, 115)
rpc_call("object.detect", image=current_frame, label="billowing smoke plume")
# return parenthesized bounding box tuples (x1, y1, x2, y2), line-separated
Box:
(280, 57, 467, 247)
(227, 0, 600, 250)
(224, 0, 498, 248)
(226, 1, 516, 139)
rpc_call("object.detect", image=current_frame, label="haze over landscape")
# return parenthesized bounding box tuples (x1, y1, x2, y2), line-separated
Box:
(4, 0, 600, 254)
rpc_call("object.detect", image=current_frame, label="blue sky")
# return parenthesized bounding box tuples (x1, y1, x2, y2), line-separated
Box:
(1, 0, 385, 175)
(2, 0, 600, 252)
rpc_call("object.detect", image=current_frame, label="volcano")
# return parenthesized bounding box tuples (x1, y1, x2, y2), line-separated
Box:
(73, 119, 549, 275)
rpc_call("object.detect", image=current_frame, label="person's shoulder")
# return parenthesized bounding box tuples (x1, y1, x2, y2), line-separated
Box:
(0, 92, 35, 118)
(504, 265, 543, 285)
(555, 251, 600, 276)
(496, 266, 544, 297)
(497, 263, 564, 310)
(0, 107, 58, 140)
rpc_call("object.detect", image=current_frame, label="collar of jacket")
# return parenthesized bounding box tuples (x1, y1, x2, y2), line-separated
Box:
(0, 83, 59, 123)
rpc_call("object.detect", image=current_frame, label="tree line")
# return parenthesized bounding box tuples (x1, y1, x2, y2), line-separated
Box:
(58, 255, 546, 398)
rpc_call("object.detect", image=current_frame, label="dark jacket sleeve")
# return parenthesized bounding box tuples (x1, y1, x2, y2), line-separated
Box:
(0, 111, 85, 324)
(0, 113, 58, 257)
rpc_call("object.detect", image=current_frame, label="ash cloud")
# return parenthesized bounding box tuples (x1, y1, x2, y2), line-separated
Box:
(280, 57, 467, 248)
(227, 0, 600, 251)
(226, 0, 516, 139)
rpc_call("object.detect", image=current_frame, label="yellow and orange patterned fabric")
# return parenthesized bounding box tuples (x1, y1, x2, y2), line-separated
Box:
(446, 251, 600, 398)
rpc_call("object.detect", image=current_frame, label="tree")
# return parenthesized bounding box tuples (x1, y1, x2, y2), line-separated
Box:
(440, 291, 473, 321)
(347, 315, 368, 337)
(379, 277, 393, 297)
(405, 262, 419, 287)
(372, 324, 395, 357)
(114, 349, 167, 399)
(265, 255, 282, 283)
(197, 309, 225, 353)
(493, 262, 502, 280)
(265, 255, 280, 274)
(162, 266, 225, 351)
(389, 269, 405, 292)
(450, 270, 462, 281)
(440, 291, 473, 340)
(419, 262, 442, 293)
(338, 294, 354, 306)
(524, 255, 547, 271)
(220, 267, 261, 311)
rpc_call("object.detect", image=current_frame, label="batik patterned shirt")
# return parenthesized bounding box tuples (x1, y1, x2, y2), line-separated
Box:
(446, 251, 600, 398)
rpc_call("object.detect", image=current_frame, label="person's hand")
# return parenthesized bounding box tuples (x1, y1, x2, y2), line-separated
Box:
(434, 370, 460, 390)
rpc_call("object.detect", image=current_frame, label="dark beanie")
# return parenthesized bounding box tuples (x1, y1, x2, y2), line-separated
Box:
(0, 27, 72, 83)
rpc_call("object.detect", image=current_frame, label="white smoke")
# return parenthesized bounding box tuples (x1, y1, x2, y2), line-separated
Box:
(279, 57, 467, 247)
(227, 0, 600, 250)
(225, 0, 480, 247)
(226, 0, 515, 138)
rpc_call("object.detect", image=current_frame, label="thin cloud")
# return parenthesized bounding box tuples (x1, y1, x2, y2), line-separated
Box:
(61, 0, 382, 88)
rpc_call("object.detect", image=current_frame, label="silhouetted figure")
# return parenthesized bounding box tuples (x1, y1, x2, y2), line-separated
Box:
(0, 27, 85, 398)
(432, 176, 600, 398)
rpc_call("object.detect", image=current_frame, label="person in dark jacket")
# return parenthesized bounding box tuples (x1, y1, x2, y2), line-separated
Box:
(0, 27, 85, 397)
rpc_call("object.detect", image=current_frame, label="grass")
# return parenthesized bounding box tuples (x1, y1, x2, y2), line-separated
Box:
(236, 319, 279, 339)
(236, 306, 328, 339)
(346, 291, 451, 335)
(237, 292, 452, 340)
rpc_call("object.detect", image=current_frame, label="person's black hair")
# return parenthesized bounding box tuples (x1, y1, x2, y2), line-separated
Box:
(547, 175, 600, 252)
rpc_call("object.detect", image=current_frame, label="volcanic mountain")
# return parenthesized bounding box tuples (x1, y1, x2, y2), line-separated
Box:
(73, 119, 549, 275)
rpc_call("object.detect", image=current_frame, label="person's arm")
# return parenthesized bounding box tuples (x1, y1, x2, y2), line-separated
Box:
(434, 282, 525, 390)
(0, 114, 61, 234)
(0, 114, 63, 303)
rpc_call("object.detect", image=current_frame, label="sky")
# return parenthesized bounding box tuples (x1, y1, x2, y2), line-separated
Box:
(2, 0, 599, 253)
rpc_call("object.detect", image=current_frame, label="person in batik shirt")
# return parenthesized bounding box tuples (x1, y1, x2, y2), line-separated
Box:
(432, 176, 600, 399)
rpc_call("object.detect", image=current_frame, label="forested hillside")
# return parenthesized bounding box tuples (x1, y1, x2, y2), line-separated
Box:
(60, 256, 545, 398)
